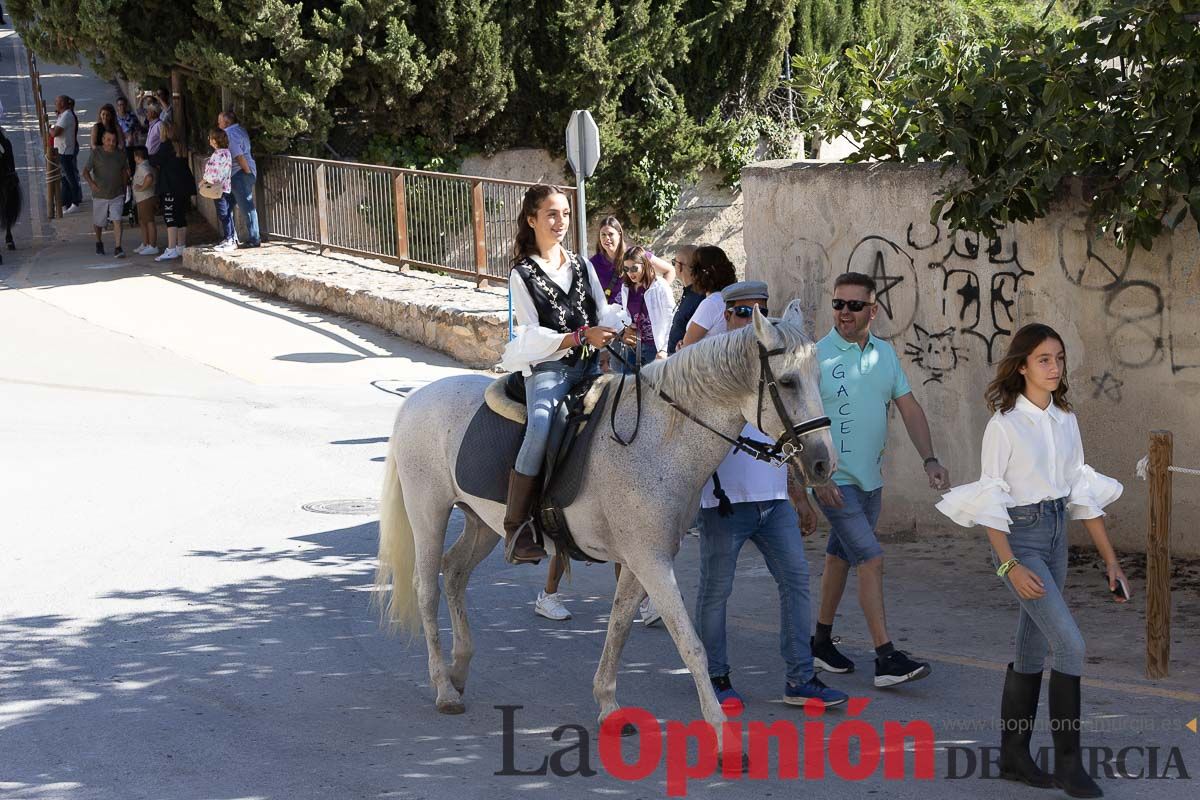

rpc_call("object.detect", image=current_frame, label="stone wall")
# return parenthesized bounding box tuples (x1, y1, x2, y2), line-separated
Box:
(183, 245, 509, 369)
(742, 160, 1200, 556)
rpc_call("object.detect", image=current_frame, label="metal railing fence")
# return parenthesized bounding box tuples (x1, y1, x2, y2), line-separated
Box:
(254, 155, 576, 284)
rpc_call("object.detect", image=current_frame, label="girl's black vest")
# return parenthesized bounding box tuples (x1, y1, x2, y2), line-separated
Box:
(512, 251, 599, 367)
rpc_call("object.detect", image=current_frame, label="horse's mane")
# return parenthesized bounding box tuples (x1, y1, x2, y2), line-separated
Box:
(641, 315, 814, 412)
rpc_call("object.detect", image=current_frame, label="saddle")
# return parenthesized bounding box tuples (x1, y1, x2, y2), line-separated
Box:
(454, 372, 612, 562)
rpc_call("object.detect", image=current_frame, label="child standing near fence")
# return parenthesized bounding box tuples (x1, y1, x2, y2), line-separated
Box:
(935, 323, 1129, 798)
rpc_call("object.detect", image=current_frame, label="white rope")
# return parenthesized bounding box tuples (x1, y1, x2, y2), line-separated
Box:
(1135, 455, 1200, 480)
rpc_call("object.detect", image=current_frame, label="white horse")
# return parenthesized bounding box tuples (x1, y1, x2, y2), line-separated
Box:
(376, 302, 834, 748)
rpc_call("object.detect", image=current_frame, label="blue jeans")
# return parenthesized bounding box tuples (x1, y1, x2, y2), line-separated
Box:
(60, 153, 82, 207)
(514, 359, 595, 476)
(992, 498, 1086, 676)
(697, 500, 814, 685)
(230, 170, 260, 245)
(817, 484, 884, 565)
(215, 192, 236, 242)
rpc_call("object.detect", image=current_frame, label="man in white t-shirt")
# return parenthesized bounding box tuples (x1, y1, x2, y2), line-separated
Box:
(50, 95, 82, 212)
(695, 281, 849, 711)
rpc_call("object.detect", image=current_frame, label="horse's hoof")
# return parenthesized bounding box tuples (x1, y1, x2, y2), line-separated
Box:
(621, 722, 637, 737)
(716, 752, 750, 774)
(436, 699, 466, 715)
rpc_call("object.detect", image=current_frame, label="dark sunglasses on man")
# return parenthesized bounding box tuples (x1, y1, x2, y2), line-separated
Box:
(831, 298, 874, 312)
(729, 304, 761, 319)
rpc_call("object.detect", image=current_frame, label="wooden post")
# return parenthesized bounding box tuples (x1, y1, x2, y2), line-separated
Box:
(170, 68, 185, 150)
(315, 163, 329, 248)
(1146, 430, 1172, 679)
(393, 173, 408, 262)
(471, 180, 487, 286)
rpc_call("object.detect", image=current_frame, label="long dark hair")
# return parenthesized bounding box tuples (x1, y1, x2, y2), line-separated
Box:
(595, 215, 626, 266)
(985, 323, 1073, 414)
(691, 245, 737, 295)
(96, 103, 119, 133)
(620, 245, 654, 292)
(511, 184, 569, 266)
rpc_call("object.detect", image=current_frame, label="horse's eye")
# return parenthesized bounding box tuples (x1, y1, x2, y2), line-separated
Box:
(779, 377, 796, 388)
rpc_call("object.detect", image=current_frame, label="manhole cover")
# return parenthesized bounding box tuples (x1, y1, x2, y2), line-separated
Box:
(302, 499, 380, 515)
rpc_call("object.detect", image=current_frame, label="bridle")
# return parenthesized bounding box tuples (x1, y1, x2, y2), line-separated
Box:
(607, 340, 831, 468)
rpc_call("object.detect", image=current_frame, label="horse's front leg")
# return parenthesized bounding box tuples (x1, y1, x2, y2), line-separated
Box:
(624, 557, 730, 749)
(593, 561, 642, 728)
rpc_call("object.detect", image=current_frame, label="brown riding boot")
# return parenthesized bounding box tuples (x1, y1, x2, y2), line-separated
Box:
(503, 470, 545, 564)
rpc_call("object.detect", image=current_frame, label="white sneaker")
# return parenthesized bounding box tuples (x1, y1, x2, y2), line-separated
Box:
(534, 591, 571, 621)
(639, 596, 662, 627)
(141, 245, 160, 256)
(213, 239, 237, 253)
(62, 204, 79, 215)
(154, 247, 179, 262)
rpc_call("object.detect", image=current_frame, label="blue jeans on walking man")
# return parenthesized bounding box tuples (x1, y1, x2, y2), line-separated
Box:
(698, 500, 816, 687)
(230, 169, 260, 246)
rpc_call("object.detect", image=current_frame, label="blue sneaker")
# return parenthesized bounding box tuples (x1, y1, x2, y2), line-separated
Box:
(783, 675, 849, 707)
(711, 674, 744, 710)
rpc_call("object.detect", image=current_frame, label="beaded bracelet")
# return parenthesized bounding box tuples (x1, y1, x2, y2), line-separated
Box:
(996, 558, 1021, 578)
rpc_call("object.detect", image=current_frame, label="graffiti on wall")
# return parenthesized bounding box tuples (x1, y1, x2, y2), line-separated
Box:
(840, 222, 1034, 368)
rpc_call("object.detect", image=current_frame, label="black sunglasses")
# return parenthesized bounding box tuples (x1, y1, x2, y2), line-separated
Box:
(729, 305, 759, 318)
(621, 264, 641, 273)
(831, 298, 874, 312)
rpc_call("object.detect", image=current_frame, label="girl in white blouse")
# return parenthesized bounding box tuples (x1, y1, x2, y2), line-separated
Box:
(936, 323, 1127, 799)
(499, 186, 626, 564)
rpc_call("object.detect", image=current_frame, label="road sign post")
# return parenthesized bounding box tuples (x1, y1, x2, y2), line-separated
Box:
(565, 110, 600, 257)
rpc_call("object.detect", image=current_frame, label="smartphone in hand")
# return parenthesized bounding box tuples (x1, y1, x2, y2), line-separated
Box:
(1107, 574, 1131, 601)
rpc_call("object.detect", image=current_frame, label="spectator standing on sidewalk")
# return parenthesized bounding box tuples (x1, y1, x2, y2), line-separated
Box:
(91, 103, 125, 150)
(202, 128, 236, 251)
(152, 121, 195, 262)
(51, 95, 82, 213)
(144, 101, 164, 157)
(804, 271, 950, 689)
(218, 111, 260, 248)
(82, 130, 130, 258)
(667, 244, 700, 353)
(130, 147, 158, 256)
(115, 96, 144, 170)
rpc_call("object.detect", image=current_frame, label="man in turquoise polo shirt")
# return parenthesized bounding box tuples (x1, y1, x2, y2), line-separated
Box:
(804, 271, 951, 689)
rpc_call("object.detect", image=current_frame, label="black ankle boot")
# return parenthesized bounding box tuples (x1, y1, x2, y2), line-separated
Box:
(1049, 669, 1102, 798)
(999, 664, 1052, 788)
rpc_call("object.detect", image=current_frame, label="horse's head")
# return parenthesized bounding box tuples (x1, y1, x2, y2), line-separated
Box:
(742, 300, 835, 485)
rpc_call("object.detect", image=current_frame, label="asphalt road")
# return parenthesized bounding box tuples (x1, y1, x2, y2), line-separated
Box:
(1, 23, 1196, 800)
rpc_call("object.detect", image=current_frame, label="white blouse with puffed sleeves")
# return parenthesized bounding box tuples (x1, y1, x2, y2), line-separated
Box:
(936, 394, 1122, 533)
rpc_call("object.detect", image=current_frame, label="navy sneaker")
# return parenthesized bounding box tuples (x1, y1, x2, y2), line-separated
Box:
(874, 649, 931, 688)
(784, 675, 849, 707)
(812, 635, 856, 674)
(711, 675, 744, 709)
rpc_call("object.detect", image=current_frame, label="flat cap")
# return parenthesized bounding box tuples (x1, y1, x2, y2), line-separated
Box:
(720, 280, 769, 304)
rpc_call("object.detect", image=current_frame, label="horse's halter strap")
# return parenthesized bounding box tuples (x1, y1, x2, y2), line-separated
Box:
(608, 341, 830, 468)
(752, 343, 832, 467)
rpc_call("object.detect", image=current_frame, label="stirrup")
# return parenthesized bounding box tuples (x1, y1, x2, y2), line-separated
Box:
(504, 520, 544, 565)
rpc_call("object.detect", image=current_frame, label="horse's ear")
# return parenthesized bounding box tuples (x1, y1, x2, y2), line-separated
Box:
(753, 306, 784, 350)
(781, 299, 806, 330)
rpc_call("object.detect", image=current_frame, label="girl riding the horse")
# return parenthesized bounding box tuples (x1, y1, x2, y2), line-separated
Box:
(499, 185, 627, 564)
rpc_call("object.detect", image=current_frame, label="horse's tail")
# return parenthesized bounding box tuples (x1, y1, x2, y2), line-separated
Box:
(375, 447, 420, 632)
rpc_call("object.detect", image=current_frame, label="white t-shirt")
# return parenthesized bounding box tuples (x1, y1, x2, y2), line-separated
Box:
(701, 424, 788, 508)
(132, 161, 156, 203)
(54, 111, 78, 155)
(688, 292, 727, 339)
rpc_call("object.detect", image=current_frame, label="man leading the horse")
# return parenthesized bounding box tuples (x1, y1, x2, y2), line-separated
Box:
(499, 185, 628, 564)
